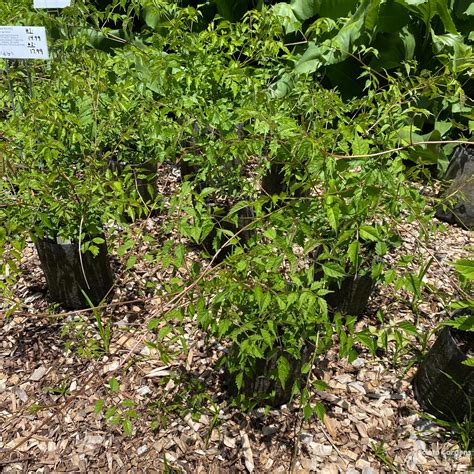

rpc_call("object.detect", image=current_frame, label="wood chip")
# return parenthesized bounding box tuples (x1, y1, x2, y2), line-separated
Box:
(241, 432, 254, 473)
(29, 366, 47, 381)
(145, 366, 171, 378)
(323, 414, 338, 438)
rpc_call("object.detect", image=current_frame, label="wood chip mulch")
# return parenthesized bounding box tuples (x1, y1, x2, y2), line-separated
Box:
(1, 170, 473, 473)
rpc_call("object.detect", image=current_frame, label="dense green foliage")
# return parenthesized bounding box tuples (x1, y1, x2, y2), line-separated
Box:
(0, 0, 472, 414)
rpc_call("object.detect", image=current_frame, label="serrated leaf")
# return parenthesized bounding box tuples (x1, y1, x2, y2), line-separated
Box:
(450, 259, 474, 280)
(375, 241, 387, 256)
(384, 269, 397, 284)
(122, 419, 133, 436)
(397, 321, 418, 335)
(359, 225, 380, 241)
(352, 133, 370, 155)
(261, 329, 273, 347)
(313, 379, 329, 391)
(109, 377, 119, 392)
(327, 206, 339, 231)
(277, 355, 291, 388)
(263, 227, 277, 240)
(95, 399, 105, 414)
(462, 358, 474, 367)
(301, 362, 312, 374)
(117, 239, 134, 257)
(235, 372, 243, 391)
(322, 262, 346, 278)
(347, 240, 360, 266)
(126, 255, 137, 270)
(303, 404, 313, 420)
(157, 325, 173, 341)
(314, 401, 326, 421)
(148, 318, 160, 330)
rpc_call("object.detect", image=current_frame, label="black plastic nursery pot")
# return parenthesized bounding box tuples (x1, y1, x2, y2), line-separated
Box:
(312, 249, 375, 317)
(413, 324, 474, 422)
(325, 274, 374, 317)
(201, 204, 256, 263)
(35, 237, 114, 309)
(227, 345, 313, 407)
(261, 162, 307, 202)
(435, 145, 473, 230)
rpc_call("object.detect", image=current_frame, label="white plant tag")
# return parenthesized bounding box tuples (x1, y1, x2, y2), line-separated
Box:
(33, 0, 71, 7)
(0, 26, 49, 59)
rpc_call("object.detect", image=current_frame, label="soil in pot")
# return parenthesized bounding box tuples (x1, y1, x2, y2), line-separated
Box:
(413, 315, 474, 422)
(225, 345, 313, 407)
(35, 236, 114, 309)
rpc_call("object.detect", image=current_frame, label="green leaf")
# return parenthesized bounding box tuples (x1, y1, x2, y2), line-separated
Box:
(443, 314, 474, 332)
(122, 419, 133, 436)
(322, 262, 346, 278)
(462, 358, 474, 367)
(301, 362, 312, 374)
(303, 404, 313, 420)
(272, 3, 301, 34)
(384, 269, 397, 284)
(277, 355, 291, 388)
(109, 377, 119, 392)
(327, 206, 339, 232)
(450, 259, 474, 281)
(291, 0, 320, 20)
(261, 329, 273, 347)
(94, 399, 105, 414)
(347, 240, 360, 266)
(126, 255, 137, 270)
(117, 239, 134, 257)
(313, 379, 329, 390)
(314, 401, 326, 421)
(464, 3, 474, 15)
(356, 330, 378, 355)
(148, 318, 160, 331)
(295, 0, 379, 74)
(143, 6, 162, 30)
(398, 321, 418, 336)
(235, 372, 243, 391)
(157, 325, 173, 341)
(352, 133, 370, 155)
(432, 0, 458, 34)
(359, 225, 380, 241)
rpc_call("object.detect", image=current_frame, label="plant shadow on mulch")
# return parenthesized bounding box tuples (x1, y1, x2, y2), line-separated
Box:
(5, 319, 65, 369)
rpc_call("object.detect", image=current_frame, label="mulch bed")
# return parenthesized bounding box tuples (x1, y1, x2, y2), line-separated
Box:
(1, 170, 472, 473)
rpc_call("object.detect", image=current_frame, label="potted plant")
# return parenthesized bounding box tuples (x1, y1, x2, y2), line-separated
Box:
(102, 91, 166, 222)
(413, 307, 474, 422)
(197, 239, 333, 407)
(2, 144, 115, 309)
(1, 50, 119, 309)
